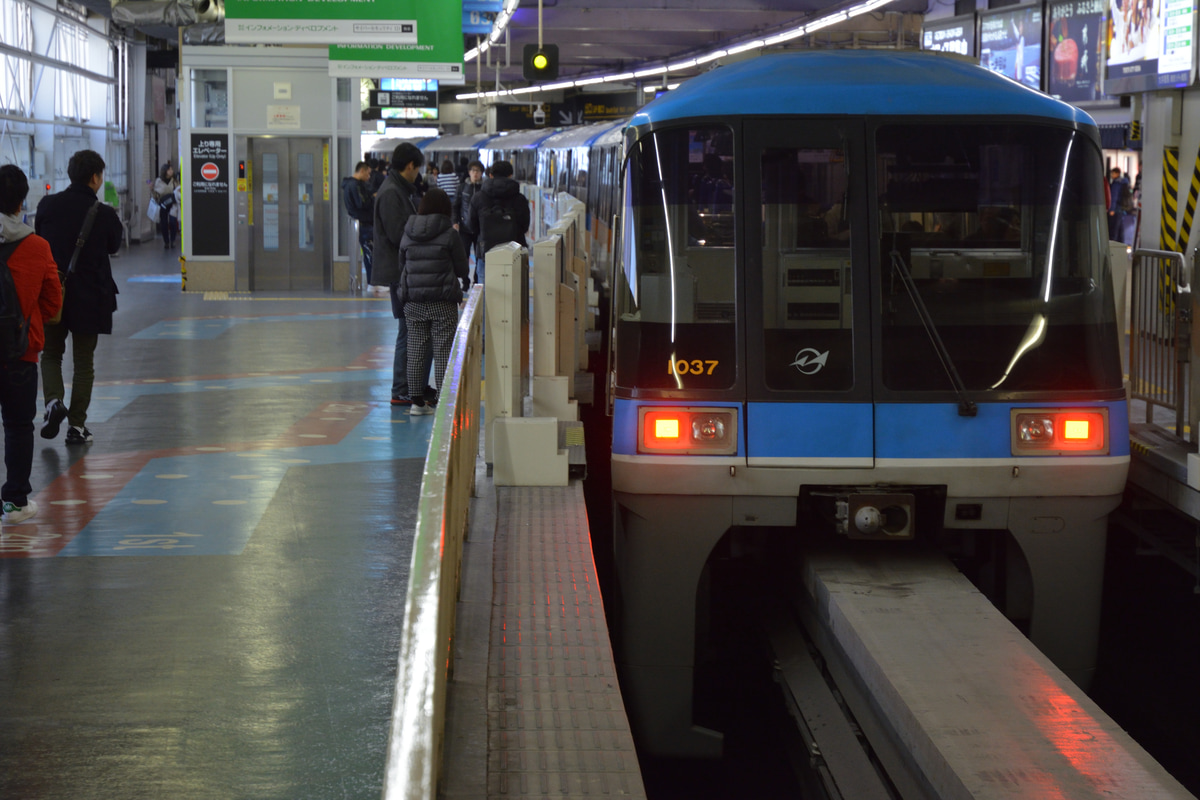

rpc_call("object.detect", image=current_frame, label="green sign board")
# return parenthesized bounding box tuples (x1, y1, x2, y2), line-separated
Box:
(327, 0, 464, 84)
(225, 0, 459, 45)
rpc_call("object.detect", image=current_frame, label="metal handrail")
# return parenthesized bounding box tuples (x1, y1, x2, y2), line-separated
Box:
(381, 285, 484, 800)
(1129, 248, 1191, 438)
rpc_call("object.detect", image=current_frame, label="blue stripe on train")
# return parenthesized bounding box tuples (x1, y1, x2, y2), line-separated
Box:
(614, 399, 1130, 459)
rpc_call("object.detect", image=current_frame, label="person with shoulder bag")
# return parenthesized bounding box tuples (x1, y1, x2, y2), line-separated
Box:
(0, 165, 62, 522)
(34, 149, 122, 446)
(153, 163, 178, 249)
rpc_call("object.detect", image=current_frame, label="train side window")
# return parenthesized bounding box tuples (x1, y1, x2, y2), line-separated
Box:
(614, 125, 737, 391)
(760, 146, 854, 391)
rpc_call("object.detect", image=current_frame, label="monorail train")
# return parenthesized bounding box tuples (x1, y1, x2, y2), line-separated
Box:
(602, 50, 1129, 758)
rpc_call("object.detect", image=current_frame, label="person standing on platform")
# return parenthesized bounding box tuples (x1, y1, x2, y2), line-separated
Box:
(1108, 167, 1130, 242)
(466, 159, 530, 288)
(436, 159, 459, 201)
(35, 149, 122, 446)
(342, 161, 377, 292)
(0, 166, 62, 523)
(152, 163, 178, 249)
(373, 142, 431, 406)
(398, 187, 469, 415)
(453, 160, 485, 277)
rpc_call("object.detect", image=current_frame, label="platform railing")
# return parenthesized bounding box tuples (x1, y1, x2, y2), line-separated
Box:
(1129, 249, 1191, 438)
(381, 285, 484, 800)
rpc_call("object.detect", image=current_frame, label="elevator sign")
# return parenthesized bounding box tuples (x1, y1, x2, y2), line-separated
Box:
(190, 134, 230, 257)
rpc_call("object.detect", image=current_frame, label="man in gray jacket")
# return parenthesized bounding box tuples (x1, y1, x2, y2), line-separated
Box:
(373, 142, 430, 405)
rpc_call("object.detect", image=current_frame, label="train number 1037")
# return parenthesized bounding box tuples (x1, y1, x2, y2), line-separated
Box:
(669, 358, 719, 376)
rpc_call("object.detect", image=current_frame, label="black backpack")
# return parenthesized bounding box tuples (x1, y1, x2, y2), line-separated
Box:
(478, 200, 517, 250)
(0, 241, 31, 366)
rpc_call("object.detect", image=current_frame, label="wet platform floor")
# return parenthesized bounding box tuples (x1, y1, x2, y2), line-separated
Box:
(0, 242, 422, 799)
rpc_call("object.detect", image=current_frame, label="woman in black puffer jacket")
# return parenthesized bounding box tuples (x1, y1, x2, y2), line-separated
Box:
(398, 187, 470, 415)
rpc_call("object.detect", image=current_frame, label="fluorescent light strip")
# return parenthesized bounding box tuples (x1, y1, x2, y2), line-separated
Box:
(456, 0, 897, 100)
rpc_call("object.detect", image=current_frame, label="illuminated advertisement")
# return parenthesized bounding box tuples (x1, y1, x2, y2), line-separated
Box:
(922, 15, 976, 57)
(1048, 0, 1108, 102)
(979, 4, 1043, 90)
(1106, 0, 1196, 92)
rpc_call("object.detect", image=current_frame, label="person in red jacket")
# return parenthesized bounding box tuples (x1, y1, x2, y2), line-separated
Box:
(0, 165, 63, 524)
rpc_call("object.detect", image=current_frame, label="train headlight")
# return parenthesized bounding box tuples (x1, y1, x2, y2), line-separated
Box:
(1011, 408, 1108, 455)
(639, 407, 738, 455)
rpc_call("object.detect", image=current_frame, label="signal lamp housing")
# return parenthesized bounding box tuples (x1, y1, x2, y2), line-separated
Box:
(1011, 408, 1109, 455)
(523, 43, 559, 81)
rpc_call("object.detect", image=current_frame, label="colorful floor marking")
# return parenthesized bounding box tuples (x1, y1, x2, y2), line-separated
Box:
(132, 310, 393, 340)
(0, 400, 434, 558)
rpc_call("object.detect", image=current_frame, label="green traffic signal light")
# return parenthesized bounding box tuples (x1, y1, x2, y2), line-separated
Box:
(523, 43, 559, 81)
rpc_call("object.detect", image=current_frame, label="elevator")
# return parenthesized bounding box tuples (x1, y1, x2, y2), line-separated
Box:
(244, 136, 331, 291)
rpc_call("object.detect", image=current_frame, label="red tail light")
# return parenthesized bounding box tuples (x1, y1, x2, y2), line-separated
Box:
(639, 407, 738, 455)
(1012, 409, 1108, 455)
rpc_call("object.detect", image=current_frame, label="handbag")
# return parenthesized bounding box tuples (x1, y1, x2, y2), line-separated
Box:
(147, 197, 160, 221)
(48, 201, 100, 326)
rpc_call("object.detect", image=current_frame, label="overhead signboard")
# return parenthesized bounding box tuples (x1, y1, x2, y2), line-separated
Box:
(225, 0, 429, 44)
(1106, 0, 1196, 93)
(978, 4, 1043, 91)
(922, 14, 976, 57)
(370, 89, 439, 109)
(328, 2, 464, 86)
(1047, 0, 1109, 104)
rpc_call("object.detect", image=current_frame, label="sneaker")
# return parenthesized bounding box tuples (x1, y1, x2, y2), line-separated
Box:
(40, 399, 67, 439)
(65, 426, 93, 445)
(390, 395, 412, 406)
(2, 500, 38, 524)
(408, 403, 433, 416)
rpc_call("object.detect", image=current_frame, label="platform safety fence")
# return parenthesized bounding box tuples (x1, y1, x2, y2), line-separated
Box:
(1129, 249, 1191, 438)
(381, 285, 484, 800)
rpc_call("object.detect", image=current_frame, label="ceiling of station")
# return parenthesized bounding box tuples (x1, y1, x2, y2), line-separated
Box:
(83, 0, 929, 92)
(464, 0, 926, 89)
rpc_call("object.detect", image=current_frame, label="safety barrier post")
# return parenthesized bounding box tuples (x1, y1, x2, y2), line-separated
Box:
(380, 285, 484, 800)
(484, 243, 528, 466)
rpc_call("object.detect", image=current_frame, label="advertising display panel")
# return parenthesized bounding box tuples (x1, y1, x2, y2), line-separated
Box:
(1047, 0, 1109, 102)
(922, 15, 976, 57)
(979, 4, 1043, 90)
(1106, 0, 1196, 92)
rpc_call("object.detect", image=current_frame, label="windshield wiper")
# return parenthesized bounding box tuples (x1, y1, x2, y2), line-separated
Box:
(889, 248, 978, 417)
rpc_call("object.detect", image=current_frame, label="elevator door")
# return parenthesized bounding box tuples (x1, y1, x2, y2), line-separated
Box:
(249, 137, 329, 290)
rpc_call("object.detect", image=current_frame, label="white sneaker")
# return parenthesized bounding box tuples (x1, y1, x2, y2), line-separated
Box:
(2, 499, 38, 524)
(408, 403, 433, 416)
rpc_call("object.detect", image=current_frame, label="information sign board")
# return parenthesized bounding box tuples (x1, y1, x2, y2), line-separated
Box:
(922, 15, 976, 57)
(190, 134, 230, 257)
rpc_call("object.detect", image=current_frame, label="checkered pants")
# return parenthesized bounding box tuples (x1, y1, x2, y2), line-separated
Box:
(405, 301, 459, 404)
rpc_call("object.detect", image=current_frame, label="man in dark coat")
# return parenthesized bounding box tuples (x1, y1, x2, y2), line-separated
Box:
(373, 142, 430, 404)
(34, 149, 122, 445)
(452, 160, 485, 278)
(465, 159, 531, 286)
(342, 161, 376, 289)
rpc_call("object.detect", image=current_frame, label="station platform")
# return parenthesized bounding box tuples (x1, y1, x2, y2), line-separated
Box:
(0, 242, 439, 797)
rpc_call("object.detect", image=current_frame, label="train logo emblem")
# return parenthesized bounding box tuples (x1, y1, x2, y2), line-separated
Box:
(791, 348, 828, 375)
(200, 162, 219, 181)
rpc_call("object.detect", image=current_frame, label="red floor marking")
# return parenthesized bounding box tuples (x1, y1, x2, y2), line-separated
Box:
(0, 401, 375, 558)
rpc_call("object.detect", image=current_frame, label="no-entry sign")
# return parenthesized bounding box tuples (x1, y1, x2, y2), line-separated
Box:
(200, 162, 220, 181)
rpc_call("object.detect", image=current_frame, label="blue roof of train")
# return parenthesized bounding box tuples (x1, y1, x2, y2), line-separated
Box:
(632, 50, 1096, 129)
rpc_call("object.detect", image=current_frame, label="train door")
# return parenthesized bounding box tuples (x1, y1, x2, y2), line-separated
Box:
(247, 136, 330, 291)
(742, 121, 874, 467)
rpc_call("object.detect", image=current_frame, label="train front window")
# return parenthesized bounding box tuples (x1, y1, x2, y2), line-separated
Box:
(760, 146, 853, 391)
(876, 124, 1122, 394)
(615, 126, 736, 391)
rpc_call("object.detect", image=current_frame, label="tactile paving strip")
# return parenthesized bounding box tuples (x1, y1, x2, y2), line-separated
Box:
(489, 485, 646, 798)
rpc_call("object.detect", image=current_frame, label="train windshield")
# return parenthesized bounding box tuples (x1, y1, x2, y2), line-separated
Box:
(615, 126, 737, 390)
(876, 124, 1122, 394)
